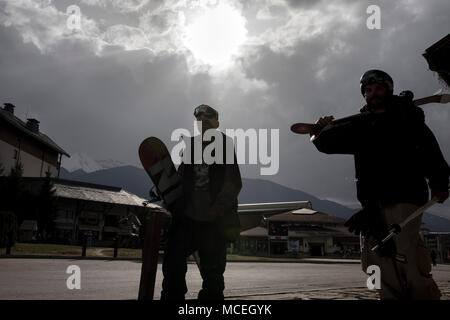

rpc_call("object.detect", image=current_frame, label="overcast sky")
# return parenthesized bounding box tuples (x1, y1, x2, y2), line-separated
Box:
(1, 0, 449, 216)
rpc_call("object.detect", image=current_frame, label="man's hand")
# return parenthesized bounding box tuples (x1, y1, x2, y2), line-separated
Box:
(312, 116, 334, 135)
(431, 189, 449, 203)
(211, 202, 225, 217)
(345, 208, 370, 236)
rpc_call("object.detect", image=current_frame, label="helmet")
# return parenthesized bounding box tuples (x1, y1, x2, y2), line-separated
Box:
(360, 70, 394, 96)
(193, 104, 219, 128)
(194, 104, 218, 120)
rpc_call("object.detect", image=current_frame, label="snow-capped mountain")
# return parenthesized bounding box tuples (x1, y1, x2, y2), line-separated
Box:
(96, 159, 129, 170)
(61, 153, 128, 173)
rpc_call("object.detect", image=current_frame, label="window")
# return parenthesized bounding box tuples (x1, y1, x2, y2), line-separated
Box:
(268, 222, 288, 236)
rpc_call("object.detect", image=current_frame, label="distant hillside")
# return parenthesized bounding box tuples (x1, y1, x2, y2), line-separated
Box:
(59, 166, 450, 232)
(238, 178, 355, 218)
(61, 153, 127, 173)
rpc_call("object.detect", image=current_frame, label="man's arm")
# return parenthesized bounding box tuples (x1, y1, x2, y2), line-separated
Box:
(211, 152, 242, 216)
(311, 115, 364, 155)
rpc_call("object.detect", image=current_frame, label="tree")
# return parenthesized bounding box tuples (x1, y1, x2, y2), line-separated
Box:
(0, 163, 6, 210)
(36, 171, 57, 240)
(0, 162, 24, 213)
(0, 211, 18, 249)
(0, 162, 35, 234)
(0, 163, 18, 249)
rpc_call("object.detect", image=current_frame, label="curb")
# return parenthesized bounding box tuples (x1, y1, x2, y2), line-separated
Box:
(224, 260, 361, 264)
(0, 255, 361, 264)
(0, 255, 142, 261)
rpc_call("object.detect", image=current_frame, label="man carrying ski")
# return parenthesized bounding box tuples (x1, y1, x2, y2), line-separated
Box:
(311, 70, 449, 299)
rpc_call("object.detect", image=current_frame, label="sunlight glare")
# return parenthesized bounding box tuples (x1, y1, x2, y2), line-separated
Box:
(183, 3, 247, 70)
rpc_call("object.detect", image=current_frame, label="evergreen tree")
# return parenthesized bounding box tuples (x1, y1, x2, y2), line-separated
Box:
(0, 211, 18, 248)
(0, 163, 6, 210)
(36, 171, 57, 241)
(2, 162, 24, 213)
(0, 162, 21, 248)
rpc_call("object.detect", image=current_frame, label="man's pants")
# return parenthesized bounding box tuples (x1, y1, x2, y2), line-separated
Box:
(361, 203, 441, 300)
(161, 215, 228, 300)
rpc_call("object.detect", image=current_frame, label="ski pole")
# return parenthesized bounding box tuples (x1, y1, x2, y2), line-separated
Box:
(371, 196, 441, 252)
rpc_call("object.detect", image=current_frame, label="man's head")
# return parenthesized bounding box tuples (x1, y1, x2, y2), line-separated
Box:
(194, 104, 219, 133)
(360, 70, 394, 107)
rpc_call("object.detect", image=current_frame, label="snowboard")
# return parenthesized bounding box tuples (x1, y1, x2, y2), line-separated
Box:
(138, 137, 183, 215)
(138, 137, 201, 268)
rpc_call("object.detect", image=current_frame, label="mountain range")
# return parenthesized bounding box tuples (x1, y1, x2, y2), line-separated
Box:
(62, 153, 129, 173)
(59, 165, 450, 232)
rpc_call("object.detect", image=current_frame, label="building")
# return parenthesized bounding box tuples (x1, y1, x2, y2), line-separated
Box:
(1, 103, 168, 248)
(16, 177, 166, 247)
(19, 220, 38, 242)
(423, 33, 450, 87)
(0, 103, 69, 178)
(238, 201, 359, 257)
(238, 201, 312, 231)
(423, 230, 450, 264)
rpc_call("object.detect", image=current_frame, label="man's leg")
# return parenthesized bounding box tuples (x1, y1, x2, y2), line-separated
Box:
(380, 204, 441, 300)
(361, 234, 406, 299)
(197, 221, 227, 300)
(407, 236, 441, 299)
(161, 216, 194, 300)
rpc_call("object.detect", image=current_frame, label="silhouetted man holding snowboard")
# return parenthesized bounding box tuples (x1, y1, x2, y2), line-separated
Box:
(161, 105, 242, 300)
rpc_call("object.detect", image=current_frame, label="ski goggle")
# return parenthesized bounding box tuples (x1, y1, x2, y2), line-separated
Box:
(194, 105, 218, 119)
(360, 70, 393, 94)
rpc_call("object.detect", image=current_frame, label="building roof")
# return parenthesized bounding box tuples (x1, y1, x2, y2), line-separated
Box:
(240, 225, 355, 238)
(18, 177, 162, 209)
(267, 210, 346, 224)
(427, 232, 450, 235)
(238, 201, 312, 213)
(423, 33, 450, 86)
(240, 226, 267, 237)
(0, 107, 70, 157)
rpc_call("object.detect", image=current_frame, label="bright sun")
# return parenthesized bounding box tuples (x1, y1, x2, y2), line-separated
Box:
(183, 3, 247, 70)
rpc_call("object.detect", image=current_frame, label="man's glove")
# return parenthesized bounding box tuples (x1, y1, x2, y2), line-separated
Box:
(399, 90, 414, 102)
(345, 206, 396, 257)
(344, 206, 376, 236)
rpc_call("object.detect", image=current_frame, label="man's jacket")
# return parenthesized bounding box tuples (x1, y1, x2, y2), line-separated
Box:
(178, 133, 242, 241)
(312, 93, 450, 207)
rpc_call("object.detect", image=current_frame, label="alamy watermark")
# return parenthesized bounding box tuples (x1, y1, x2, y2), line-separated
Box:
(171, 121, 279, 175)
(366, 265, 381, 290)
(366, 5, 381, 30)
(66, 265, 81, 290)
(66, 5, 81, 31)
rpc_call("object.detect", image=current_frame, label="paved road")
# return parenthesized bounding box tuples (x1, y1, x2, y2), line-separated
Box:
(0, 259, 449, 300)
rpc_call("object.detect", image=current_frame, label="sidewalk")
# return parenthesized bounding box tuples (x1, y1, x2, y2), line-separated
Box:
(229, 281, 450, 300)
